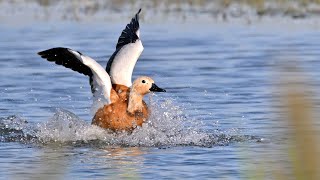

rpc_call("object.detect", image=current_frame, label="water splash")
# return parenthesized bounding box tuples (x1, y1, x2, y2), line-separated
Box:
(0, 115, 35, 142)
(0, 99, 258, 147)
(36, 109, 107, 143)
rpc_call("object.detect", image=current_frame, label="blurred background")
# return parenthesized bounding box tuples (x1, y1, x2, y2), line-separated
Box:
(2, 0, 320, 24)
(0, 0, 320, 179)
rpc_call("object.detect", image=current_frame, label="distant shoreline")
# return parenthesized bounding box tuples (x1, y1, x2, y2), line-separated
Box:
(2, 0, 320, 25)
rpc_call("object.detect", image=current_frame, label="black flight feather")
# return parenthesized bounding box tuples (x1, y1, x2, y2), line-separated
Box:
(38, 47, 93, 77)
(38, 47, 97, 93)
(106, 9, 141, 74)
(116, 8, 141, 50)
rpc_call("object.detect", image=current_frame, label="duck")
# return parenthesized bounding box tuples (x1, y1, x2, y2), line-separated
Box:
(37, 9, 166, 131)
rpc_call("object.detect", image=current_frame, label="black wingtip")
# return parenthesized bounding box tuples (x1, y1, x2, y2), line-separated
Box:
(37, 47, 66, 57)
(37, 50, 45, 56)
(36, 47, 93, 77)
(114, 8, 142, 50)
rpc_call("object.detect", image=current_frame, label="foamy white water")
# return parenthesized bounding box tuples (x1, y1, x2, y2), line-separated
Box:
(2, 98, 247, 147)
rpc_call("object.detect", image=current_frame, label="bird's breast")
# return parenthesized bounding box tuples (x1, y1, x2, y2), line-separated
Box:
(92, 97, 149, 132)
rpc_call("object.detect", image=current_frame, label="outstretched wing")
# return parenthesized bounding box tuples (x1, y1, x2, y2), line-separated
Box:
(106, 9, 144, 87)
(115, 8, 141, 50)
(38, 47, 113, 106)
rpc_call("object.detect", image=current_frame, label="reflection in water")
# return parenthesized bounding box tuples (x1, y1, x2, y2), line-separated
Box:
(10, 146, 69, 179)
(102, 147, 144, 179)
(5, 143, 145, 179)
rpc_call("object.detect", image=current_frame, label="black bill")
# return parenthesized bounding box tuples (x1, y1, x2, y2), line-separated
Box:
(149, 83, 166, 92)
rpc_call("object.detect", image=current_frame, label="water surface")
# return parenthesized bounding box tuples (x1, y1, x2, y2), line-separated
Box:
(0, 22, 320, 179)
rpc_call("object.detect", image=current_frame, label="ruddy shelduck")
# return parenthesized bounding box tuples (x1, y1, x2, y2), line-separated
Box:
(37, 9, 166, 131)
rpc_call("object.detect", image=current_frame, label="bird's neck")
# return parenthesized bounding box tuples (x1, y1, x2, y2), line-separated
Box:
(127, 90, 144, 114)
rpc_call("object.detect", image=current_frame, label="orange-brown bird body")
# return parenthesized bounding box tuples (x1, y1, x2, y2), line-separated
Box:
(92, 89, 149, 131)
(92, 77, 165, 131)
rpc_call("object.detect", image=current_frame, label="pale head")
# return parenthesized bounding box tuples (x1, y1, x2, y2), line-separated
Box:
(132, 76, 166, 95)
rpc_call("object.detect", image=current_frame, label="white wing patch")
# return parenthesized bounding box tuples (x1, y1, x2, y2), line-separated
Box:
(68, 49, 113, 109)
(109, 40, 144, 87)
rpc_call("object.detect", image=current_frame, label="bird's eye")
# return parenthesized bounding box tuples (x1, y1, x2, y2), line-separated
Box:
(142, 80, 146, 83)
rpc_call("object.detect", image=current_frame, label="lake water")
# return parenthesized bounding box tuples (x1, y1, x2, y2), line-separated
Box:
(0, 21, 320, 179)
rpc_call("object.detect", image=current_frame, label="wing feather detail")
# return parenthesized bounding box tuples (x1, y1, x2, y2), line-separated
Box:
(38, 47, 112, 105)
(106, 9, 143, 87)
